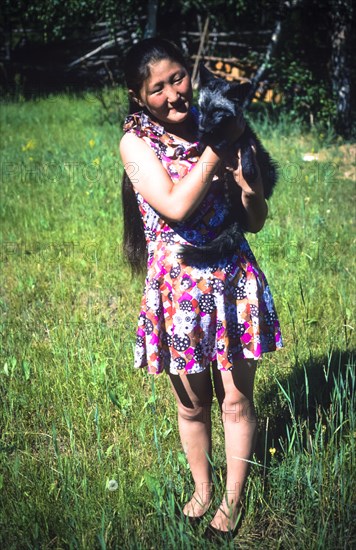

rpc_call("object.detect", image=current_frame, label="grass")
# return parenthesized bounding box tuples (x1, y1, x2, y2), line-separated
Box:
(0, 89, 355, 549)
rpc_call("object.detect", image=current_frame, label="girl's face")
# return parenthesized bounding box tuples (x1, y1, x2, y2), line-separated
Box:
(135, 58, 193, 126)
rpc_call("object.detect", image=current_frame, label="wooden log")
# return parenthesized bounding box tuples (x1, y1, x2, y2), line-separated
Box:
(212, 69, 251, 83)
(191, 54, 254, 68)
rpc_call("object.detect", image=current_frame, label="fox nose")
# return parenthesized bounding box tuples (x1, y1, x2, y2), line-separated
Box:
(199, 118, 213, 134)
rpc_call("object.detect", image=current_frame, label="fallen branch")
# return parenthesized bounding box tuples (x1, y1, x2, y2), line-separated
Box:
(68, 36, 125, 68)
(184, 30, 273, 37)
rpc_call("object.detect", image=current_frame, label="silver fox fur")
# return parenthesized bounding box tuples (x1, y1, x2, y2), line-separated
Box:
(180, 63, 278, 265)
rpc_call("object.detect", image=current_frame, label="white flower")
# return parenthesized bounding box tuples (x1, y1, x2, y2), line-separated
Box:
(302, 153, 319, 162)
(107, 479, 118, 491)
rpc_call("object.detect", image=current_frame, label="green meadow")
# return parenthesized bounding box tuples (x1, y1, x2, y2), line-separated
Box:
(0, 90, 355, 549)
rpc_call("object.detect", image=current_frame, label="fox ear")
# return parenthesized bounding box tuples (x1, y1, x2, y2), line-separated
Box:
(226, 81, 251, 102)
(198, 62, 216, 86)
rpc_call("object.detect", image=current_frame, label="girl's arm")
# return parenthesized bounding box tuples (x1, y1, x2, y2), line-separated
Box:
(241, 187, 268, 233)
(120, 132, 222, 222)
(228, 145, 268, 233)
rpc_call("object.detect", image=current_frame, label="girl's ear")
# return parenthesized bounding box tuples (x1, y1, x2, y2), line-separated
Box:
(128, 89, 144, 108)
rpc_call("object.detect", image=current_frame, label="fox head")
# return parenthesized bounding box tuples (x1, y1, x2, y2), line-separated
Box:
(198, 62, 251, 136)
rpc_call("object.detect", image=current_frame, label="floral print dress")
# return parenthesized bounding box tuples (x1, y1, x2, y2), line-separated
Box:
(123, 110, 283, 376)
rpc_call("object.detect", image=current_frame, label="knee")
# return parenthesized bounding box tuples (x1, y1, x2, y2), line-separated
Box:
(177, 400, 212, 423)
(221, 396, 257, 424)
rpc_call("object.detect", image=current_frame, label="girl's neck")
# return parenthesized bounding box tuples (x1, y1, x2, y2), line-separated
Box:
(148, 110, 198, 143)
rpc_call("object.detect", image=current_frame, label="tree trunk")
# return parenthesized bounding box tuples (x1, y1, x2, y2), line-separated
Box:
(329, 0, 352, 137)
(242, 20, 282, 109)
(144, 0, 159, 39)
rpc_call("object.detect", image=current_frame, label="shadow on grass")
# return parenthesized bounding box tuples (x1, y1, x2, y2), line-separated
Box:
(255, 347, 355, 461)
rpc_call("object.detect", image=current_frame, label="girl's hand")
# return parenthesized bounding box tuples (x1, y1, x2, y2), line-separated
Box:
(227, 142, 264, 197)
(226, 141, 268, 233)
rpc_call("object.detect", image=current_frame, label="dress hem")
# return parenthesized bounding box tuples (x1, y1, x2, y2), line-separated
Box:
(134, 344, 284, 376)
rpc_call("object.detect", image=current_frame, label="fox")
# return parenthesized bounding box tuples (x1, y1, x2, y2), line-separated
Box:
(180, 63, 278, 264)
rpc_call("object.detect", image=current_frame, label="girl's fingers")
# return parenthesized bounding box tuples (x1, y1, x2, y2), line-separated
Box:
(225, 148, 241, 172)
(236, 148, 242, 170)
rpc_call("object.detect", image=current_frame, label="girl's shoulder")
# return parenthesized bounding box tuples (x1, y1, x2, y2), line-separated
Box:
(123, 111, 166, 140)
(123, 107, 200, 143)
(121, 108, 201, 167)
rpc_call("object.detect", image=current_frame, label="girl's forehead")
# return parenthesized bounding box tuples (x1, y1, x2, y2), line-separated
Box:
(145, 59, 185, 81)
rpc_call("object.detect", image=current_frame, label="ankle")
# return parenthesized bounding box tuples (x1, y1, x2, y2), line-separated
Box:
(194, 481, 213, 505)
(183, 491, 212, 517)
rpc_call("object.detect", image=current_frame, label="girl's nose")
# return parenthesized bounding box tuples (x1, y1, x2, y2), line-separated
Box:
(166, 86, 180, 103)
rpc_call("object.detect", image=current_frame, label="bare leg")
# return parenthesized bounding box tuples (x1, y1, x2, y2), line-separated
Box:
(169, 369, 214, 517)
(210, 359, 257, 531)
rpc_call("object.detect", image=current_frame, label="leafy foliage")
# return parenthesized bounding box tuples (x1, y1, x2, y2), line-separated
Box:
(272, 56, 337, 125)
(2, 0, 145, 38)
(1, 0, 354, 133)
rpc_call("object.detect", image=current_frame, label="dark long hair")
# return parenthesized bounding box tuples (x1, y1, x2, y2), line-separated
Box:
(121, 38, 189, 273)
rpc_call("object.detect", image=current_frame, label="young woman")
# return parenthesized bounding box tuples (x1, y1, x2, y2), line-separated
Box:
(120, 38, 283, 540)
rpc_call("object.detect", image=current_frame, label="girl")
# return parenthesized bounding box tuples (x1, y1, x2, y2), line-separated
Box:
(120, 38, 283, 540)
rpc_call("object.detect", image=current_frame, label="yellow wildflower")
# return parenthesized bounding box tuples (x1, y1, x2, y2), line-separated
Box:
(89, 139, 95, 148)
(269, 447, 276, 456)
(22, 139, 36, 152)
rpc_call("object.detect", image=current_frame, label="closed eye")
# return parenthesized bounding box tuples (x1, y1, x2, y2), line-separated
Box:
(150, 87, 163, 95)
(172, 71, 187, 84)
(149, 72, 186, 94)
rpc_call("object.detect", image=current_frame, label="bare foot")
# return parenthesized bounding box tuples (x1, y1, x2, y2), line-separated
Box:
(183, 489, 212, 518)
(210, 499, 242, 531)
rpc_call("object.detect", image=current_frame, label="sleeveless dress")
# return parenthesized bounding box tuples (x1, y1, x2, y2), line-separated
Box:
(123, 110, 283, 376)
